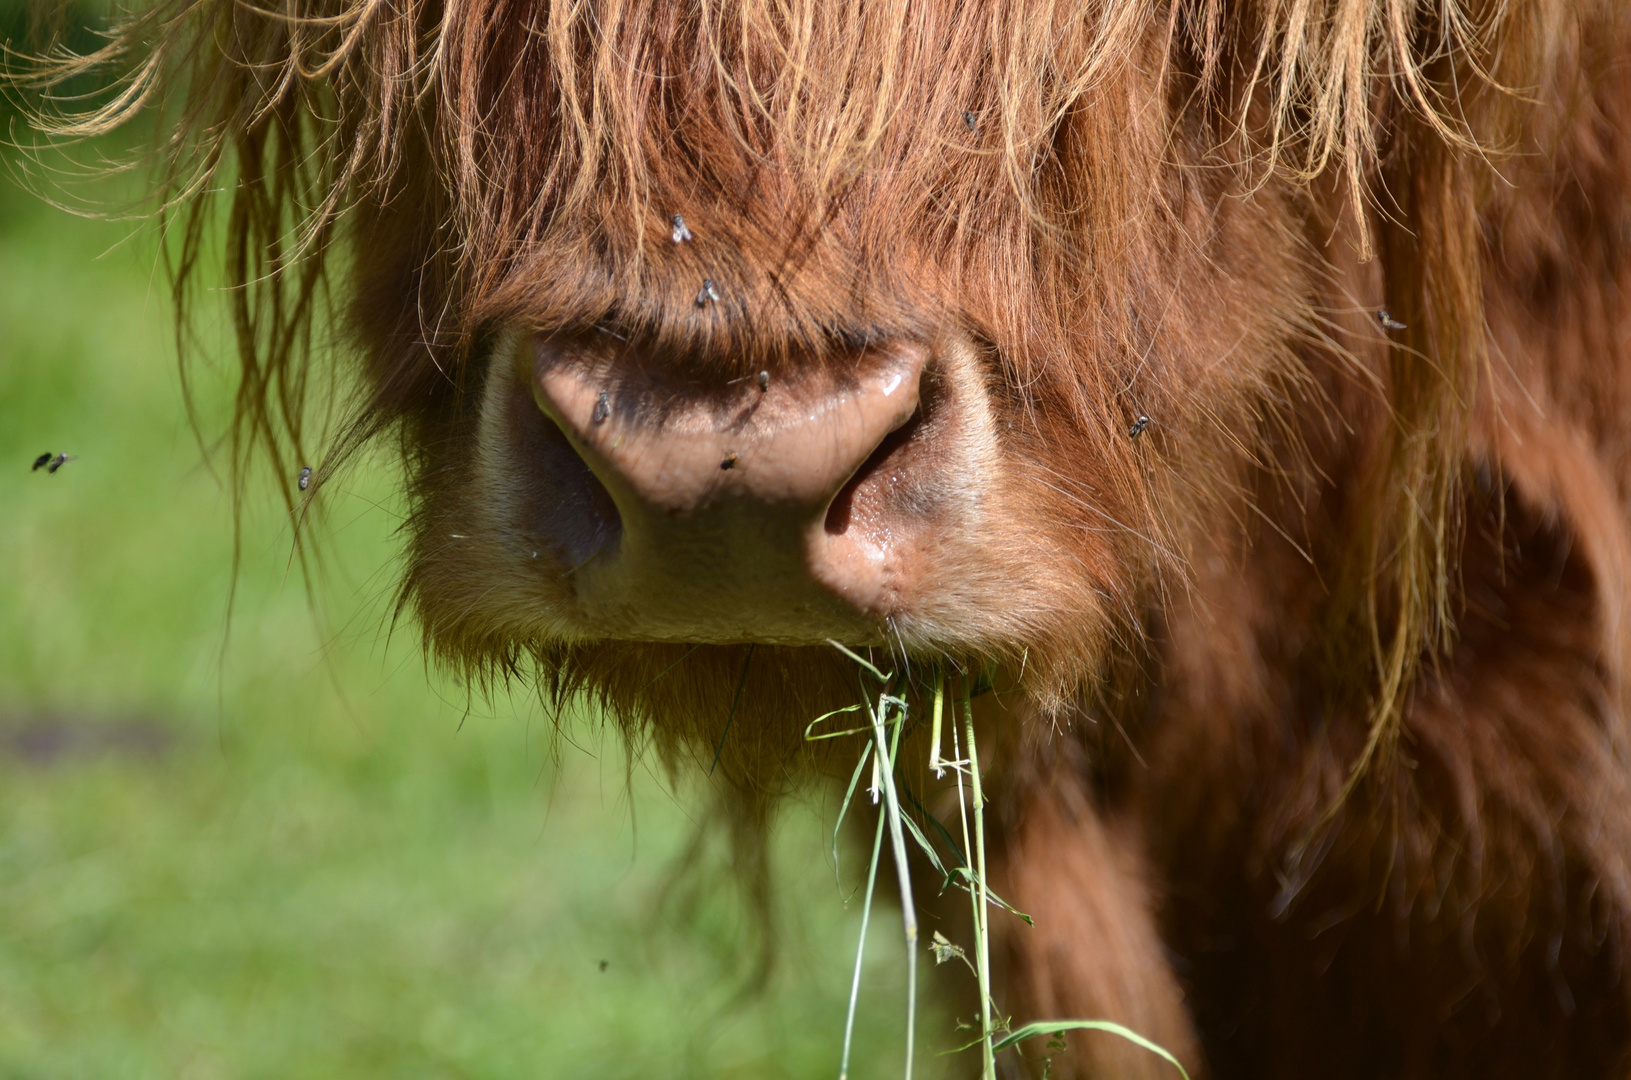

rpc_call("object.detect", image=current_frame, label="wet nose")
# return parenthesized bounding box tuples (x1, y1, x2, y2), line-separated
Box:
(523, 335, 927, 642)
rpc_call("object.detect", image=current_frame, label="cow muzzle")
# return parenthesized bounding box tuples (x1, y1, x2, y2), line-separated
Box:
(497, 333, 946, 644)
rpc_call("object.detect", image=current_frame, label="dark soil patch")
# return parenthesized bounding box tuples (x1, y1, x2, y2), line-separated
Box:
(0, 713, 177, 765)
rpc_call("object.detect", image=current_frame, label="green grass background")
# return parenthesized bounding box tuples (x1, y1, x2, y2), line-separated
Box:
(0, 94, 954, 1079)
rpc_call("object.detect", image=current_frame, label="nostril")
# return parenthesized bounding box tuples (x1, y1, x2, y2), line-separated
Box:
(824, 404, 924, 536)
(504, 376, 623, 567)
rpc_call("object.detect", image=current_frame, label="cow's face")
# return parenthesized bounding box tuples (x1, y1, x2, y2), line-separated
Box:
(364, 3, 1301, 726)
(17, 0, 1508, 772)
(27, 1, 1364, 741)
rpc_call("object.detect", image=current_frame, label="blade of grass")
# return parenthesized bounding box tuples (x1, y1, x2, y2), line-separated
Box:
(827, 639, 891, 682)
(870, 690, 919, 1080)
(807, 724, 876, 742)
(929, 668, 945, 776)
(806, 703, 869, 741)
(899, 779, 965, 861)
(831, 743, 874, 892)
(991, 1021, 1190, 1079)
(900, 810, 950, 879)
(963, 676, 996, 1080)
(824, 656, 1182, 1080)
(839, 798, 887, 1080)
(896, 779, 1032, 924)
(944, 867, 1032, 925)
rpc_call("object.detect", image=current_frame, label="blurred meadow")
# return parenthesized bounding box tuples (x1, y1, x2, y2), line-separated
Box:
(0, 17, 948, 1078)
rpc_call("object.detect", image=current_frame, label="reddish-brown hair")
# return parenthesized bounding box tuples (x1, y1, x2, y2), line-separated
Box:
(11, 3, 1631, 1071)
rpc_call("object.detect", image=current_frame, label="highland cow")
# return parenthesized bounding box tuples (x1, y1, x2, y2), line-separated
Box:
(16, 0, 1631, 1075)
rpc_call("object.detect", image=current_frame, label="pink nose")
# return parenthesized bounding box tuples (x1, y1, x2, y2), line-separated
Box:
(522, 335, 927, 642)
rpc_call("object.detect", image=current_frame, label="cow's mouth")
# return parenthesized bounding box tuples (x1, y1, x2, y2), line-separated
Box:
(481, 331, 996, 645)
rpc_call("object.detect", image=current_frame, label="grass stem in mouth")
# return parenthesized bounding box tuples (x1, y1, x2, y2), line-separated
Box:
(871, 688, 918, 1079)
(839, 796, 886, 1080)
(963, 675, 996, 1079)
(819, 653, 1183, 1078)
(929, 671, 945, 777)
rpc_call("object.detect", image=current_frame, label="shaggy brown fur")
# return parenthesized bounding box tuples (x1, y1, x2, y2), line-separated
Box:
(12, 0, 1631, 1075)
